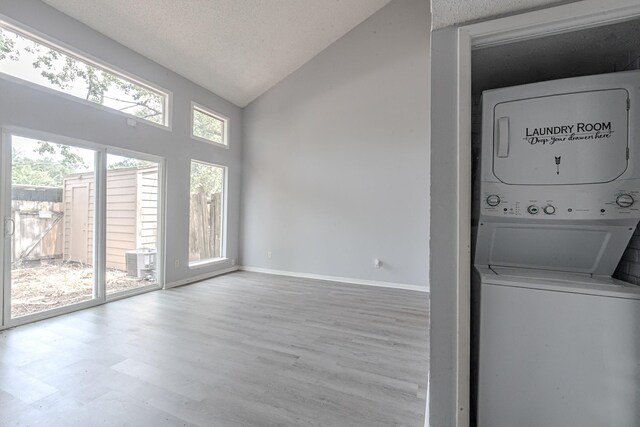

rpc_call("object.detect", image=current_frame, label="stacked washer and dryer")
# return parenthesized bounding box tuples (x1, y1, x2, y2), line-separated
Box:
(474, 71, 640, 427)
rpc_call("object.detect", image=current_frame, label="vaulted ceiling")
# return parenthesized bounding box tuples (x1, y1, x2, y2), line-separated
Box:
(42, 0, 393, 107)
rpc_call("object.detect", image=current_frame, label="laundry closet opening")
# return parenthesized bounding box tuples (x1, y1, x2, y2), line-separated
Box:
(470, 18, 640, 427)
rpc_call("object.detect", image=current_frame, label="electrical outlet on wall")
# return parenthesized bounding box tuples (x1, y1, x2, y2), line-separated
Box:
(374, 258, 382, 269)
(231, 259, 236, 266)
(175, 259, 180, 268)
(267, 251, 272, 259)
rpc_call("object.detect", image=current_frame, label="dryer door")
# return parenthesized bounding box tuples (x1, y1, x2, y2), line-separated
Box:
(492, 89, 629, 185)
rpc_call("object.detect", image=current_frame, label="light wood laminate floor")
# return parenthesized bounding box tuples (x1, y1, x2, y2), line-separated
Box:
(0, 271, 429, 426)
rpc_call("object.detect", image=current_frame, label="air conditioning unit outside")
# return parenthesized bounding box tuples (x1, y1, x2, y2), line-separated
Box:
(125, 248, 156, 280)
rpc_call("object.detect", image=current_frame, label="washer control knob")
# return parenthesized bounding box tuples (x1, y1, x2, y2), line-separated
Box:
(543, 205, 556, 215)
(527, 205, 539, 215)
(486, 195, 501, 207)
(616, 194, 634, 208)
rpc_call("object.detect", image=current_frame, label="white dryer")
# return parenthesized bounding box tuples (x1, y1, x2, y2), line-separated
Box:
(474, 71, 640, 427)
(475, 71, 640, 275)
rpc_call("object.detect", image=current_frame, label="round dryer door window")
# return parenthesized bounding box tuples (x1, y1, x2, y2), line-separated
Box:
(492, 89, 629, 185)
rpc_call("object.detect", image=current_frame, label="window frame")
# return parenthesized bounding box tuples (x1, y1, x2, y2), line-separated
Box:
(190, 101, 230, 148)
(0, 17, 173, 130)
(188, 159, 228, 268)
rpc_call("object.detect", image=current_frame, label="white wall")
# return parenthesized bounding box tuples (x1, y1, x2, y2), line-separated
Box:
(241, 0, 431, 288)
(0, 0, 242, 286)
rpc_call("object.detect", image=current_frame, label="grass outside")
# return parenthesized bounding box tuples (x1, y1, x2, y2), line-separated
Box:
(11, 261, 155, 318)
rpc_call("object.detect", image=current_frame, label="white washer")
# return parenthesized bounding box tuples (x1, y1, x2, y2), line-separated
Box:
(476, 267, 640, 427)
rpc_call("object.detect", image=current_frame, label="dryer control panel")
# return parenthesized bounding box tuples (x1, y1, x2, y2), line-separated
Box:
(480, 182, 640, 220)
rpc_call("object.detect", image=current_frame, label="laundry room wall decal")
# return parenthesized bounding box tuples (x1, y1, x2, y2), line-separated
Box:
(524, 122, 614, 145)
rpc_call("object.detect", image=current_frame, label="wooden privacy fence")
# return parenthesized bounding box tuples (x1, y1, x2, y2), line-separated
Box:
(11, 166, 161, 271)
(11, 186, 64, 264)
(189, 191, 222, 261)
(12, 173, 222, 268)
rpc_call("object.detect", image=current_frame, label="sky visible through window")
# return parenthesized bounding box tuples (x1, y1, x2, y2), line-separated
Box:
(11, 136, 94, 188)
(11, 136, 155, 189)
(0, 25, 167, 125)
(13, 136, 93, 171)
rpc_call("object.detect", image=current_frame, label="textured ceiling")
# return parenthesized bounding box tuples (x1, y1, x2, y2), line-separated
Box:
(41, 0, 393, 107)
(431, 0, 576, 29)
(472, 18, 640, 94)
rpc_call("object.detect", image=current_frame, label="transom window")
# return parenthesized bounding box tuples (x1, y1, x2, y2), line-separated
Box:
(191, 103, 228, 146)
(0, 23, 169, 127)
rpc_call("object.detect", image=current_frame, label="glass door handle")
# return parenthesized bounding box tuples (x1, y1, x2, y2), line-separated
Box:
(4, 218, 15, 236)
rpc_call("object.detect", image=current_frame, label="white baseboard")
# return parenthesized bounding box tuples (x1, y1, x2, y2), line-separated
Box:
(164, 266, 239, 289)
(239, 266, 428, 293)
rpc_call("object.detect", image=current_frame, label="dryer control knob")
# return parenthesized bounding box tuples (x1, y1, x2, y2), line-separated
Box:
(486, 195, 501, 207)
(527, 205, 539, 215)
(616, 194, 634, 208)
(543, 205, 556, 215)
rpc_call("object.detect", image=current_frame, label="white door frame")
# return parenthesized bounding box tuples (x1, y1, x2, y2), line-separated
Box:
(433, 1, 640, 426)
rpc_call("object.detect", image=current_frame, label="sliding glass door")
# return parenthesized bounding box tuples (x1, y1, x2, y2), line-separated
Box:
(1, 130, 163, 327)
(7, 135, 98, 319)
(105, 154, 160, 296)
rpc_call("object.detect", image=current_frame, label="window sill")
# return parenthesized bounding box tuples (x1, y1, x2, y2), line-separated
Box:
(188, 257, 229, 269)
(190, 134, 230, 149)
